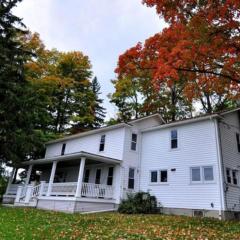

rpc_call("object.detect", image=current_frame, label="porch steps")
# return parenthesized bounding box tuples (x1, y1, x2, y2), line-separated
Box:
(14, 199, 37, 208)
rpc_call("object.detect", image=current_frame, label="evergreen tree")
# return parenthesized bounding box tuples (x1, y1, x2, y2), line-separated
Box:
(0, 0, 43, 164)
(90, 77, 106, 128)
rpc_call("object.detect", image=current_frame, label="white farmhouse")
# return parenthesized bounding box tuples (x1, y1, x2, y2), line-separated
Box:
(3, 108, 240, 219)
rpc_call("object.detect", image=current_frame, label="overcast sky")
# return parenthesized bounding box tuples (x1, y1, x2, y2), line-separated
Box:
(14, 0, 166, 119)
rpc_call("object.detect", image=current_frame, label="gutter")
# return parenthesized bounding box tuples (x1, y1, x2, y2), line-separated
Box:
(214, 118, 227, 219)
(142, 114, 221, 133)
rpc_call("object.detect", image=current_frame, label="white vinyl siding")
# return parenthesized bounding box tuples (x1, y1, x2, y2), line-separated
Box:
(45, 127, 126, 160)
(219, 112, 240, 211)
(140, 120, 222, 211)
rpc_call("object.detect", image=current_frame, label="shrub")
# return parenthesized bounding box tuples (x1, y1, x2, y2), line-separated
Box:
(118, 191, 157, 214)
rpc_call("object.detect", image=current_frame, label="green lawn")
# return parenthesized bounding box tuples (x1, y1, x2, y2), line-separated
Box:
(0, 207, 239, 239)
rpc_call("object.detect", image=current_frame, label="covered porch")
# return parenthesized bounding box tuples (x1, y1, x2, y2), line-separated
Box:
(4, 152, 121, 209)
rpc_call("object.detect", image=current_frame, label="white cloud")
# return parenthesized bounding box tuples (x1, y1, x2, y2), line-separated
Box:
(14, 0, 166, 119)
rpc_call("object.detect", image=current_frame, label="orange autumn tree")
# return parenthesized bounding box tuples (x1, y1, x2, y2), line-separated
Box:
(114, 0, 239, 119)
(143, 0, 240, 110)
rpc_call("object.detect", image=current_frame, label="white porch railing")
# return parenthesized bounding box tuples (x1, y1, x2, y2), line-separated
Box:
(50, 182, 77, 196)
(81, 183, 114, 199)
(13, 182, 114, 205)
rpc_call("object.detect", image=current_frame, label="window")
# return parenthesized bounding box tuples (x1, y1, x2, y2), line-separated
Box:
(232, 170, 238, 185)
(84, 169, 90, 183)
(171, 130, 178, 149)
(95, 169, 101, 184)
(191, 166, 215, 183)
(191, 167, 201, 182)
(160, 170, 168, 182)
(203, 167, 214, 181)
(107, 167, 114, 186)
(236, 133, 240, 152)
(61, 143, 66, 155)
(150, 171, 158, 183)
(226, 168, 231, 184)
(128, 168, 135, 189)
(131, 133, 137, 151)
(99, 135, 105, 152)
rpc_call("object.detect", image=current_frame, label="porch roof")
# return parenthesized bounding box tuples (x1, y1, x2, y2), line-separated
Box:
(21, 151, 121, 166)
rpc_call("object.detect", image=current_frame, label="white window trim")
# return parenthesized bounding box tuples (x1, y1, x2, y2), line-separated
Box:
(169, 129, 180, 151)
(226, 168, 239, 187)
(149, 169, 169, 185)
(149, 170, 158, 184)
(190, 166, 215, 184)
(130, 132, 138, 152)
(128, 167, 135, 190)
(99, 134, 106, 152)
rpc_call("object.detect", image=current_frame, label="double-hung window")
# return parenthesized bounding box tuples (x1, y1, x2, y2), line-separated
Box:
(84, 169, 90, 183)
(131, 133, 137, 151)
(61, 143, 66, 155)
(128, 168, 135, 189)
(191, 167, 201, 182)
(95, 169, 101, 184)
(99, 135, 105, 152)
(226, 168, 238, 185)
(232, 170, 238, 185)
(203, 166, 214, 181)
(226, 168, 232, 184)
(160, 170, 168, 182)
(107, 167, 114, 186)
(150, 171, 158, 183)
(191, 166, 214, 183)
(171, 130, 178, 149)
(236, 133, 240, 152)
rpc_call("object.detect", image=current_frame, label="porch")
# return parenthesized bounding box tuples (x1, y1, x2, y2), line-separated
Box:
(3, 152, 121, 211)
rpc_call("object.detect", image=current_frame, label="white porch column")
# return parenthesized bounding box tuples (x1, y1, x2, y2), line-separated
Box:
(6, 168, 16, 194)
(39, 181, 46, 196)
(113, 165, 122, 204)
(25, 165, 33, 186)
(46, 161, 57, 197)
(75, 157, 86, 198)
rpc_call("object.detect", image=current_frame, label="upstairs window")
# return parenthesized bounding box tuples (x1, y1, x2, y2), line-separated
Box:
(128, 168, 135, 189)
(99, 135, 105, 152)
(236, 133, 240, 152)
(171, 130, 178, 149)
(107, 167, 114, 186)
(84, 169, 90, 183)
(61, 143, 66, 155)
(131, 133, 137, 151)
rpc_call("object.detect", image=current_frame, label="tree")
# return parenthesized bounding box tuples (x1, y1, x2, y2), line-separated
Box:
(113, 42, 193, 122)
(89, 77, 106, 128)
(22, 32, 106, 134)
(140, 0, 240, 109)
(0, 0, 46, 164)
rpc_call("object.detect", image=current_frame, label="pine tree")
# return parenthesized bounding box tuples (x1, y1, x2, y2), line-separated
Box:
(90, 77, 106, 128)
(0, 0, 41, 164)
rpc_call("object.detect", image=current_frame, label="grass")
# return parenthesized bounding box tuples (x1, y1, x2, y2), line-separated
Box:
(0, 207, 239, 239)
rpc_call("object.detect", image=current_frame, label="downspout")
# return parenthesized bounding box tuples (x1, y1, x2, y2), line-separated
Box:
(138, 131, 143, 192)
(213, 117, 227, 219)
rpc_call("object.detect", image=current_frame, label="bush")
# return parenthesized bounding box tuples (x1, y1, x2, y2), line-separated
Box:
(118, 192, 157, 214)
